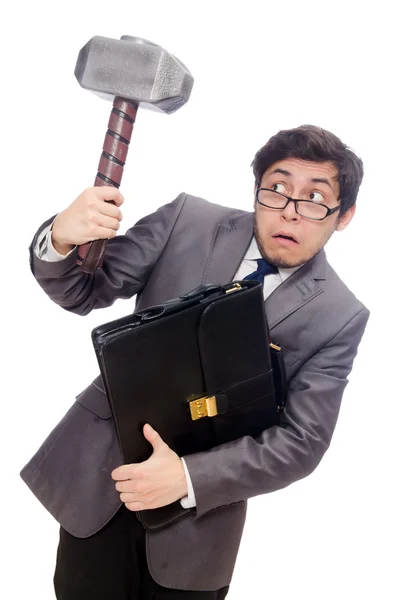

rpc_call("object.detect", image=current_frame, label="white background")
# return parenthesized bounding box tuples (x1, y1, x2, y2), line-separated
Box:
(2, 1, 396, 598)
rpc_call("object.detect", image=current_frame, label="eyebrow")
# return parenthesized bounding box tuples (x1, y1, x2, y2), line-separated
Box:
(268, 168, 335, 191)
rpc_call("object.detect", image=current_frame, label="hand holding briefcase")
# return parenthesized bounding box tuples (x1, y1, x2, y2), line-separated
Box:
(91, 279, 286, 530)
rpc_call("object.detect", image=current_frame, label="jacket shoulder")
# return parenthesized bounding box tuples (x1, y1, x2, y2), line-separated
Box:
(323, 259, 369, 316)
(180, 192, 250, 224)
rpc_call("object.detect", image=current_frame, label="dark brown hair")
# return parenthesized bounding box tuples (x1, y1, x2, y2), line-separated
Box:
(251, 124, 364, 217)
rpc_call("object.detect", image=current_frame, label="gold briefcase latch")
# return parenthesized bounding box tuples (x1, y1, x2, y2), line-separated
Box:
(189, 396, 218, 421)
(225, 283, 242, 294)
(270, 342, 281, 351)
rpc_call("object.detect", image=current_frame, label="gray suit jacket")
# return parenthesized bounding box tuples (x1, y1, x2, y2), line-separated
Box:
(21, 193, 369, 591)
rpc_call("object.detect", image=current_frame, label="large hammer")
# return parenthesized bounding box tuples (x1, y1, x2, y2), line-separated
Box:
(74, 35, 194, 273)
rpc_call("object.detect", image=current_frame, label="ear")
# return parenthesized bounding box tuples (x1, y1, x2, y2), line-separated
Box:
(335, 204, 356, 232)
(253, 184, 258, 209)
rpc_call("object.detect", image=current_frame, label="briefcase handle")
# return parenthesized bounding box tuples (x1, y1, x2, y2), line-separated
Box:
(135, 283, 248, 323)
(179, 282, 241, 302)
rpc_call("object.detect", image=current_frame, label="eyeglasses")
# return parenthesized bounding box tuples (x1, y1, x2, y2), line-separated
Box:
(255, 188, 341, 221)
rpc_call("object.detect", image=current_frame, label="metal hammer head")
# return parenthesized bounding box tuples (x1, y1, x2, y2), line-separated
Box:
(74, 35, 194, 114)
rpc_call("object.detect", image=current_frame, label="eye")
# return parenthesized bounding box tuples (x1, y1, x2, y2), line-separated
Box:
(272, 183, 287, 194)
(309, 191, 325, 203)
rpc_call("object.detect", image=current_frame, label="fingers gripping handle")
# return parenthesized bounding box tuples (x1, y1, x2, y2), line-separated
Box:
(77, 98, 138, 273)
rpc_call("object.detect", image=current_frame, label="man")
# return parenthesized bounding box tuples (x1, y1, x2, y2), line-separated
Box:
(21, 124, 369, 599)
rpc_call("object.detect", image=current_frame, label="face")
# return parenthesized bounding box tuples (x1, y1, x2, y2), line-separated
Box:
(254, 158, 355, 268)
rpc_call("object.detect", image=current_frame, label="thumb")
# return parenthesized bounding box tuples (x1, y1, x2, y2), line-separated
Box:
(143, 424, 164, 452)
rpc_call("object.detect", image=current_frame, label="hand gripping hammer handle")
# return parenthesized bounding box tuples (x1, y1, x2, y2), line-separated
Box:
(77, 98, 137, 273)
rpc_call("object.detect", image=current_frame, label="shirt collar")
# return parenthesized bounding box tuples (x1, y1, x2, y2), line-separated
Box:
(245, 236, 303, 282)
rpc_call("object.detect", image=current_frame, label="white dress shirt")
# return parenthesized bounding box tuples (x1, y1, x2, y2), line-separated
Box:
(35, 224, 301, 509)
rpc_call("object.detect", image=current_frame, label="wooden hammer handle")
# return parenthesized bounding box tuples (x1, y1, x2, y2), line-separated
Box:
(77, 98, 138, 273)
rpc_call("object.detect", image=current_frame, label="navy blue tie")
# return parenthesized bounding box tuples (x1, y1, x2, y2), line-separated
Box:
(243, 258, 278, 285)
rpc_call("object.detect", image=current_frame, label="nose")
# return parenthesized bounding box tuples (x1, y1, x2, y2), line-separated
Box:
(281, 198, 300, 221)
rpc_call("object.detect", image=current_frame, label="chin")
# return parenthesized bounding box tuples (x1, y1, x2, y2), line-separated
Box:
(271, 257, 302, 269)
(261, 246, 304, 269)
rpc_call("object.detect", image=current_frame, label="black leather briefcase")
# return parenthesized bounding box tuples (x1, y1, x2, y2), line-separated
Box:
(91, 279, 285, 530)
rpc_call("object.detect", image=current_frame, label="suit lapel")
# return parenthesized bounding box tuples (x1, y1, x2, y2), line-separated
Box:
(265, 251, 327, 330)
(201, 212, 254, 286)
(201, 209, 328, 330)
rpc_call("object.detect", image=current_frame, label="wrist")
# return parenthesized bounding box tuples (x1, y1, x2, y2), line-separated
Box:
(51, 217, 75, 255)
(52, 238, 75, 255)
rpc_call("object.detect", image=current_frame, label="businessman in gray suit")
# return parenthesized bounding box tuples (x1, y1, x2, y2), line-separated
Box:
(22, 124, 369, 599)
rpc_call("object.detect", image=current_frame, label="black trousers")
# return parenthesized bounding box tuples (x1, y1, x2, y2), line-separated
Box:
(54, 505, 229, 600)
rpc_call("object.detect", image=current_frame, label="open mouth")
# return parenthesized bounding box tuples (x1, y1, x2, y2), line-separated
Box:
(273, 233, 298, 244)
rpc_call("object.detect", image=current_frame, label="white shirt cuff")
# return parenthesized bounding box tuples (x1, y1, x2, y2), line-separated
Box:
(180, 457, 196, 509)
(34, 223, 76, 261)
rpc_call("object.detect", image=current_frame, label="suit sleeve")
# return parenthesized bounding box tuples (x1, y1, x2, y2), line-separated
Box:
(28, 194, 187, 315)
(183, 306, 369, 518)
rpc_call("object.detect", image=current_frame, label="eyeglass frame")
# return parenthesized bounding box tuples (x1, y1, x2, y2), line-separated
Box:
(255, 187, 341, 221)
